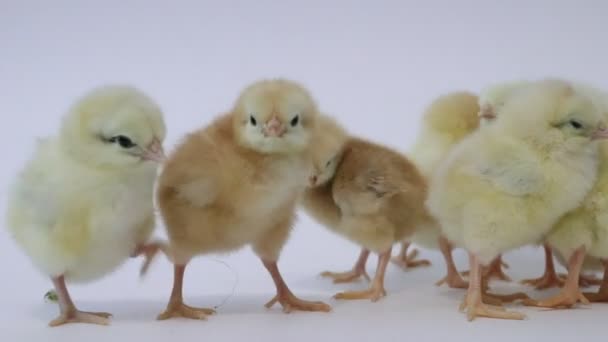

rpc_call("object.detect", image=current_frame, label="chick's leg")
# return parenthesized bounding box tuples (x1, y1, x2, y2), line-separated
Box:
(262, 260, 331, 313)
(333, 248, 391, 302)
(460, 253, 526, 321)
(583, 260, 608, 302)
(391, 242, 431, 269)
(483, 255, 511, 282)
(157, 264, 216, 320)
(48, 275, 112, 327)
(521, 244, 564, 289)
(435, 236, 468, 289)
(523, 246, 590, 308)
(131, 241, 171, 276)
(321, 249, 371, 283)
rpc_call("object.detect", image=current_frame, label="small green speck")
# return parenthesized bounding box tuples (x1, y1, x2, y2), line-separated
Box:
(44, 290, 58, 303)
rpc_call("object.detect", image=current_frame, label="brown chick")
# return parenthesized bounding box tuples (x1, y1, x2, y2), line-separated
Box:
(155, 79, 331, 319)
(302, 115, 431, 301)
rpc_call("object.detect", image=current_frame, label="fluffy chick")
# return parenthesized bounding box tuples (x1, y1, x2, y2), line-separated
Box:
(481, 81, 605, 290)
(534, 86, 608, 306)
(392, 91, 480, 288)
(155, 79, 330, 319)
(302, 115, 431, 301)
(427, 79, 608, 320)
(6, 85, 167, 326)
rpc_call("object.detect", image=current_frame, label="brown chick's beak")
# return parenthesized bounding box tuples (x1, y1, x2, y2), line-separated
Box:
(309, 175, 318, 187)
(592, 125, 608, 140)
(263, 116, 286, 137)
(142, 139, 166, 162)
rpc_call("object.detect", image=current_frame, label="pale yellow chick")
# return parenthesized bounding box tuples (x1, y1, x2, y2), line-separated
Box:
(534, 86, 608, 305)
(6, 85, 167, 326)
(302, 115, 431, 301)
(427, 79, 608, 320)
(156, 79, 331, 319)
(480, 81, 604, 290)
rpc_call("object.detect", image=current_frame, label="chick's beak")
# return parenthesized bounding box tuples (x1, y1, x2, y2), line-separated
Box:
(309, 175, 318, 187)
(263, 116, 286, 137)
(592, 124, 608, 140)
(478, 105, 495, 120)
(141, 139, 166, 163)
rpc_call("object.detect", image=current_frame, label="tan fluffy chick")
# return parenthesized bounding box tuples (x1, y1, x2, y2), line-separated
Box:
(156, 79, 331, 319)
(392, 91, 490, 288)
(302, 115, 431, 301)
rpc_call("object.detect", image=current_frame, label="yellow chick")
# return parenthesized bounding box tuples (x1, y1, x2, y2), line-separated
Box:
(302, 115, 431, 301)
(528, 86, 608, 306)
(6, 85, 167, 326)
(155, 79, 331, 319)
(481, 81, 604, 290)
(392, 91, 480, 289)
(427, 79, 608, 320)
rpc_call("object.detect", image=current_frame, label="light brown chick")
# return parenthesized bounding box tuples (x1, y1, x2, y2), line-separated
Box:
(156, 79, 331, 319)
(302, 116, 431, 301)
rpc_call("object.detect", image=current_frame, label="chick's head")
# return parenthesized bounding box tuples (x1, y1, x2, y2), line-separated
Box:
(497, 79, 608, 146)
(232, 79, 319, 154)
(422, 91, 480, 138)
(478, 80, 529, 125)
(60, 85, 167, 168)
(308, 115, 349, 187)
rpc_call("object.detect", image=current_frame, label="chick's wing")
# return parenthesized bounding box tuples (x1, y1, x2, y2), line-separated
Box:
(461, 139, 545, 196)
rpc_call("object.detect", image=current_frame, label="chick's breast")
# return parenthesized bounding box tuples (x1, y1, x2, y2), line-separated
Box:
(6, 139, 158, 282)
(157, 116, 308, 259)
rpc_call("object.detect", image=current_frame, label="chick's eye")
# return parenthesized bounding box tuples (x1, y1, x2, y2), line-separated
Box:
(290, 114, 300, 127)
(569, 120, 583, 129)
(109, 135, 135, 148)
(325, 160, 331, 167)
(249, 115, 257, 126)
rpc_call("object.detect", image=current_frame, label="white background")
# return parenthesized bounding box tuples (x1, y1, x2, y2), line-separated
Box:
(2, 0, 608, 341)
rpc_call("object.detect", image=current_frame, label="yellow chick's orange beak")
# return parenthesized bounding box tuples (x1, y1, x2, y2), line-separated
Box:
(262, 116, 286, 137)
(592, 125, 608, 140)
(141, 138, 166, 163)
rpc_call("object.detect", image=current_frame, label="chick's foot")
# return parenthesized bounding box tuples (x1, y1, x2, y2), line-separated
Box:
(265, 292, 331, 313)
(436, 236, 468, 288)
(557, 273, 603, 288)
(463, 253, 526, 321)
(262, 259, 331, 313)
(391, 243, 431, 269)
(157, 302, 216, 320)
(333, 285, 387, 302)
(521, 244, 563, 289)
(320, 269, 370, 283)
(523, 246, 590, 308)
(321, 248, 370, 283)
(49, 310, 112, 327)
(583, 261, 608, 302)
(435, 272, 469, 289)
(521, 272, 564, 290)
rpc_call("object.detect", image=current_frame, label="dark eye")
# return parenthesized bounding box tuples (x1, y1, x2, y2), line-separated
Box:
(569, 120, 583, 129)
(290, 115, 299, 127)
(249, 115, 257, 126)
(325, 160, 331, 167)
(109, 135, 135, 148)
